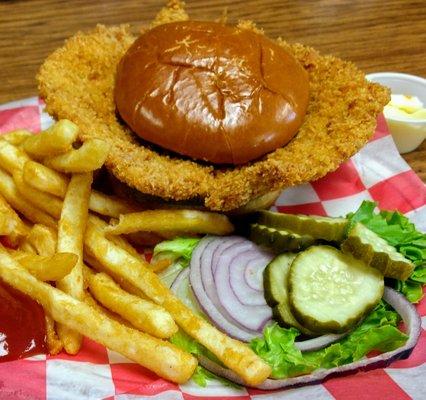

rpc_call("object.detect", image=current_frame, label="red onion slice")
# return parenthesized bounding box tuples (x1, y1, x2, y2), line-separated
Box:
(200, 237, 250, 323)
(295, 333, 345, 352)
(214, 244, 273, 331)
(190, 237, 260, 342)
(229, 251, 273, 306)
(158, 262, 186, 288)
(170, 267, 188, 293)
(200, 237, 260, 332)
(170, 268, 202, 313)
(199, 287, 422, 390)
(244, 257, 268, 292)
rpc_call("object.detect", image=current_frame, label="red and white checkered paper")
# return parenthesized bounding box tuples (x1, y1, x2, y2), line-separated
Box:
(0, 97, 425, 400)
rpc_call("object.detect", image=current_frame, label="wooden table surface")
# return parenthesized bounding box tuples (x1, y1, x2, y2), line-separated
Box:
(0, 0, 424, 181)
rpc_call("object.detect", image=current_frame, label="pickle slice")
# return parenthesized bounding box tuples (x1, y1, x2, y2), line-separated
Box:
(264, 253, 314, 335)
(289, 245, 384, 334)
(257, 211, 347, 242)
(250, 223, 315, 252)
(341, 223, 415, 281)
(263, 253, 297, 307)
(273, 303, 314, 336)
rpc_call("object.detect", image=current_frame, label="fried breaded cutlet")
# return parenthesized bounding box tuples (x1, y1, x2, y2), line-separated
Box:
(37, 1, 389, 212)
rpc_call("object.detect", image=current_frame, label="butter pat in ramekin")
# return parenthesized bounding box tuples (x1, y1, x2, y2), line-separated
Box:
(367, 72, 426, 154)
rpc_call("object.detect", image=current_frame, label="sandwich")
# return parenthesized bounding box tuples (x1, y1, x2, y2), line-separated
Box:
(37, 0, 389, 213)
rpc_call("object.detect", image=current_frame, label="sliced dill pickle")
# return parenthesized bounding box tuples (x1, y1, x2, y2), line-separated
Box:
(250, 223, 315, 252)
(264, 253, 314, 335)
(289, 246, 384, 334)
(341, 223, 415, 281)
(257, 211, 347, 242)
(263, 253, 297, 307)
(273, 304, 315, 336)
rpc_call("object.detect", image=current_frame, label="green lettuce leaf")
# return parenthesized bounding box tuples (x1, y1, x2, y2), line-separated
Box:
(304, 301, 407, 367)
(191, 366, 240, 388)
(170, 329, 204, 356)
(251, 302, 408, 379)
(347, 201, 426, 302)
(153, 237, 200, 267)
(410, 266, 426, 283)
(191, 366, 218, 387)
(250, 326, 316, 378)
(170, 330, 222, 365)
(396, 280, 424, 303)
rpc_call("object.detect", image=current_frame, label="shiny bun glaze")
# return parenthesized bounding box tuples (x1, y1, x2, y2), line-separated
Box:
(115, 21, 309, 165)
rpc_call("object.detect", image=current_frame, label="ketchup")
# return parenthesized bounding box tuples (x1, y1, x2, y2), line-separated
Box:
(0, 280, 46, 362)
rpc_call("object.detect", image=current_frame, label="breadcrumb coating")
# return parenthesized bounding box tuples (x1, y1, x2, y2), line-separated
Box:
(37, 1, 389, 211)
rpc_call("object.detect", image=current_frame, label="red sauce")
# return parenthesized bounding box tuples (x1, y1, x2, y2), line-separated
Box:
(0, 280, 46, 362)
(0, 236, 18, 250)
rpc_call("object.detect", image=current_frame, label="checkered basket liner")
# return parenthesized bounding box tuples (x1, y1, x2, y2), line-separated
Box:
(0, 98, 424, 400)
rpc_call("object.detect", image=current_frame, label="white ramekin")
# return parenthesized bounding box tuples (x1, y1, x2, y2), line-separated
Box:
(366, 72, 426, 154)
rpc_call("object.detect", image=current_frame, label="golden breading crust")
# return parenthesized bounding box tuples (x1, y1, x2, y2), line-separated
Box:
(37, 2, 389, 211)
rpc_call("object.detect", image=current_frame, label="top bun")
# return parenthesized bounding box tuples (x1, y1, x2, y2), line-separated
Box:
(115, 21, 309, 165)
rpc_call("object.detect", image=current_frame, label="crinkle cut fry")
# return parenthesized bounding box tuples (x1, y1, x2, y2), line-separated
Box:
(37, 2, 390, 212)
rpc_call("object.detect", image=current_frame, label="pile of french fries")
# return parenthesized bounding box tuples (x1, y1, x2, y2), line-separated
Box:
(0, 121, 271, 386)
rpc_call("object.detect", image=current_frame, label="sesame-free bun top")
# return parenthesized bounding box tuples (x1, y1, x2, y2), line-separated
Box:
(115, 20, 309, 165)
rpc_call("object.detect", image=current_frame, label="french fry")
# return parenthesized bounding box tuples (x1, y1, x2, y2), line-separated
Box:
(82, 263, 92, 289)
(83, 253, 108, 275)
(88, 191, 139, 218)
(24, 160, 137, 218)
(0, 194, 28, 245)
(19, 240, 37, 254)
(84, 253, 148, 300)
(27, 224, 57, 256)
(83, 289, 128, 325)
(84, 252, 131, 290)
(0, 167, 56, 228)
(86, 269, 178, 339)
(13, 171, 63, 218)
(56, 172, 93, 354)
(0, 246, 197, 384)
(44, 139, 110, 173)
(0, 192, 62, 355)
(23, 160, 68, 197)
(23, 119, 79, 158)
(45, 314, 63, 356)
(106, 210, 234, 236)
(0, 139, 31, 174)
(20, 222, 63, 352)
(27, 222, 62, 353)
(84, 221, 271, 386)
(1, 129, 32, 145)
(89, 215, 143, 259)
(150, 258, 173, 273)
(9, 250, 77, 281)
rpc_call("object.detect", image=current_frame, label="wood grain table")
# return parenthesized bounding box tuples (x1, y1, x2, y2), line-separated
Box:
(0, 0, 425, 181)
